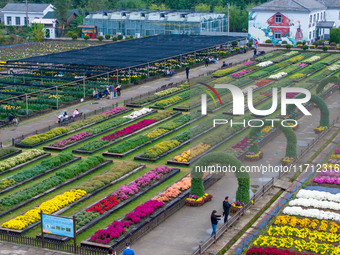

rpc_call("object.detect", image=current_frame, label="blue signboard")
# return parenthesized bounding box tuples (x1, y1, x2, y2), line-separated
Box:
(41, 214, 74, 238)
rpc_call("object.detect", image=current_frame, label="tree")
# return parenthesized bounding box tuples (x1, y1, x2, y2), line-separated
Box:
(149, 3, 169, 9)
(85, 0, 110, 11)
(53, 0, 72, 30)
(195, 3, 211, 11)
(31, 24, 45, 42)
(116, 0, 146, 8)
(330, 28, 340, 44)
(84, 34, 90, 40)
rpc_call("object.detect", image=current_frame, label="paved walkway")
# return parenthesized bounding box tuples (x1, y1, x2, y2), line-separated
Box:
(130, 91, 340, 255)
(0, 242, 68, 255)
(0, 47, 269, 144)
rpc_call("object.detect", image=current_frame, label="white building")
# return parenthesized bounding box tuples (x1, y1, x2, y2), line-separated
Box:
(2, 3, 54, 26)
(248, 0, 339, 45)
(31, 18, 57, 39)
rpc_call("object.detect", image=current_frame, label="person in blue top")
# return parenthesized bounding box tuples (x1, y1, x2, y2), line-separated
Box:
(122, 243, 135, 255)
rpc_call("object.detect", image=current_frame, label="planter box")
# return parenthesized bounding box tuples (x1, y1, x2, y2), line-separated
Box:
(80, 174, 221, 252)
(0, 149, 22, 161)
(103, 115, 204, 158)
(0, 160, 113, 223)
(0, 153, 50, 177)
(244, 151, 264, 162)
(40, 168, 180, 242)
(0, 156, 81, 196)
(15, 108, 133, 148)
(72, 111, 180, 155)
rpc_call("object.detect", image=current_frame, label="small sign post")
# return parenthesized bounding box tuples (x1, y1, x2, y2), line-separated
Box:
(40, 212, 77, 252)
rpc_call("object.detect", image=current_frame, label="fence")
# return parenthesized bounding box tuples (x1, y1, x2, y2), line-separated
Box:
(192, 177, 275, 255)
(9, 103, 119, 146)
(0, 232, 106, 255)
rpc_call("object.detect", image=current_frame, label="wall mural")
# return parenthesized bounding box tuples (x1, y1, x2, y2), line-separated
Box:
(249, 11, 308, 45)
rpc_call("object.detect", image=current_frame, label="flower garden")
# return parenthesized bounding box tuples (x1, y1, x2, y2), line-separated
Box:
(0, 49, 339, 254)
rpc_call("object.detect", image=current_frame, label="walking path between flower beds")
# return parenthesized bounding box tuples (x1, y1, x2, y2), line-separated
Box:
(0, 241, 68, 255)
(0, 47, 274, 144)
(130, 92, 340, 255)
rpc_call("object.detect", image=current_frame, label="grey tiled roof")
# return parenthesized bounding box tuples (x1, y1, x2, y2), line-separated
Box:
(248, 0, 326, 12)
(2, 3, 51, 13)
(316, 21, 335, 28)
(317, 0, 340, 9)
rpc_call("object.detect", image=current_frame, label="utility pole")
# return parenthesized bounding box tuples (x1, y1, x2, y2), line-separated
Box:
(227, 3, 230, 36)
(25, 0, 28, 26)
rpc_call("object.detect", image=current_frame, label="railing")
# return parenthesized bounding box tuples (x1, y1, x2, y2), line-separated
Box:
(192, 177, 275, 255)
(0, 233, 106, 255)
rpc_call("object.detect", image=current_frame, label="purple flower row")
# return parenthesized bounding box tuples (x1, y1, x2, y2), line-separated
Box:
(49, 131, 92, 148)
(112, 166, 173, 200)
(313, 177, 340, 184)
(241, 60, 255, 66)
(335, 148, 340, 154)
(98, 107, 127, 117)
(231, 69, 251, 78)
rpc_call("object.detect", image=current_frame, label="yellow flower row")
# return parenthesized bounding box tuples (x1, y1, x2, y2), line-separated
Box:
(2, 189, 86, 230)
(315, 126, 328, 131)
(186, 193, 210, 202)
(253, 235, 336, 254)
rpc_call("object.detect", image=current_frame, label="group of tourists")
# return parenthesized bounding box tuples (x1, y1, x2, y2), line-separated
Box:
(57, 109, 80, 123)
(93, 84, 122, 100)
(210, 196, 232, 237)
(107, 243, 135, 255)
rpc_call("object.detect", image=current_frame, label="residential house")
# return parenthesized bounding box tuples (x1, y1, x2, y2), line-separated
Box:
(2, 3, 54, 26)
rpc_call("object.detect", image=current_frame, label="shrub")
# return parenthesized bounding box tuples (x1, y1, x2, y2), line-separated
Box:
(285, 44, 292, 49)
(71, 34, 78, 40)
(282, 41, 287, 44)
(112, 36, 118, 41)
(330, 42, 337, 46)
(84, 34, 90, 40)
(117, 35, 123, 40)
(98, 35, 104, 41)
(330, 28, 340, 44)
(296, 41, 302, 45)
(322, 46, 328, 51)
(105, 34, 110, 40)
(302, 45, 309, 51)
(247, 42, 253, 47)
(231, 41, 238, 46)
(265, 39, 272, 43)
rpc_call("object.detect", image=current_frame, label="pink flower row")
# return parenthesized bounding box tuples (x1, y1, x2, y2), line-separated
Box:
(296, 62, 307, 67)
(335, 148, 340, 154)
(241, 60, 255, 66)
(102, 119, 156, 141)
(90, 200, 164, 243)
(313, 177, 340, 184)
(231, 69, 251, 78)
(98, 107, 127, 117)
(49, 131, 92, 148)
(112, 166, 173, 200)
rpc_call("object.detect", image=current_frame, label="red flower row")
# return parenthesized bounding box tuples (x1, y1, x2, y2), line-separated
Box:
(247, 247, 314, 255)
(86, 196, 118, 214)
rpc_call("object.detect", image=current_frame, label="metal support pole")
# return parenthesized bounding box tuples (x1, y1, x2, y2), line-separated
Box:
(107, 72, 109, 85)
(116, 70, 119, 84)
(164, 60, 166, 73)
(147, 63, 150, 78)
(227, 3, 230, 36)
(83, 79, 85, 99)
(129, 67, 131, 84)
(194, 51, 196, 64)
(56, 87, 58, 110)
(180, 55, 182, 67)
(25, 94, 28, 115)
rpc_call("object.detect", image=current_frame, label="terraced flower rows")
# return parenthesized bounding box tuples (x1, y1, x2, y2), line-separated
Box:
(0, 50, 339, 250)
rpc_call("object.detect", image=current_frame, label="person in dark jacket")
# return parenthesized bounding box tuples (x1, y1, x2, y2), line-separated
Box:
(223, 196, 232, 223)
(185, 66, 190, 80)
(205, 57, 209, 67)
(210, 210, 221, 237)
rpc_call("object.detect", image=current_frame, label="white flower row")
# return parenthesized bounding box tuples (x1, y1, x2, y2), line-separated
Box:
(257, 61, 273, 67)
(268, 72, 287, 80)
(289, 198, 340, 211)
(296, 189, 340, 203)
(327, 64, 340, 71)
(242, 85, 258, 94)
(283, 206, 340, 221)
(123, 108, 153, 119)
(284, 51, 298, 56)
(305, 56, 321, 63)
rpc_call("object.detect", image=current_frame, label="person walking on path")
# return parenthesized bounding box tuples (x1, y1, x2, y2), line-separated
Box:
(210, 210, 222, 237)
(205, 57, 209, 67)
(117, 84, 121, 97)
(107, 247, 116, 255)
(185, 66, 190, 80)
(109, 84, 115, 99)
(223, 196, 232, 223)
(113, 85, 117, 98)
(123, 243, 135, 255)
(253, 48, 257, 58)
